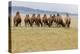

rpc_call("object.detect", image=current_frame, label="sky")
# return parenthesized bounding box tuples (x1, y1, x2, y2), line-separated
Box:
(12, 1, 78, 14)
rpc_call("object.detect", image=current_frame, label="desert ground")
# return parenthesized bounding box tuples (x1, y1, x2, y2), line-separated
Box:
(10, 14, 78, 53)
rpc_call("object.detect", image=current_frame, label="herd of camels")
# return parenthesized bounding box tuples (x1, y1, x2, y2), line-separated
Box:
(13, 11, 71, 28)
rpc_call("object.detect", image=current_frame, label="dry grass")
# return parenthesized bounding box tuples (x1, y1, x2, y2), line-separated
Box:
(10, 15, 78, 53)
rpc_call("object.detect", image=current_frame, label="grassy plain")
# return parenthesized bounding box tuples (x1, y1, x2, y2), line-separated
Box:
(10, 15, 78, 52)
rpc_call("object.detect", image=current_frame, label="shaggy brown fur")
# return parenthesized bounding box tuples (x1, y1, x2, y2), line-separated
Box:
(14, 11, 21, 27)
(24, 14, 30, 26)
(35, 14, 43, 27)
(30, 14, 36, 27)
(42, 14, 49, 26)
(48, 14, 55, 27)
(65, 13, 71, 28)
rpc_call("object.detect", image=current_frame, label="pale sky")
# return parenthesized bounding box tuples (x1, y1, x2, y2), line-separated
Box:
(12, 1, 78, 14)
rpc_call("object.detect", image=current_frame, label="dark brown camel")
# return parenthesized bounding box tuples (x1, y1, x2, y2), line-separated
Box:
(24, 14, 30, 26)
(14, 11, 21, 27)
(35, 14, 43, 27)
(42, 14, 49, 26)
(65, 13, 71, 28)
(30, 14, 36, 27)
(47, 14, 55, 27)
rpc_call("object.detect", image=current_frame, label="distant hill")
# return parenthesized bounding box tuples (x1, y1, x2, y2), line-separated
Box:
(9, 6, 78, 16)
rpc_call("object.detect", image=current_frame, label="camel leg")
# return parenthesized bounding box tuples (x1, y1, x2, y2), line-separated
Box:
(40, 22, 43, 27)
(67, 24, 70, 28)
(30, 22, 33, 27)
(16, 23, 18, 27)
